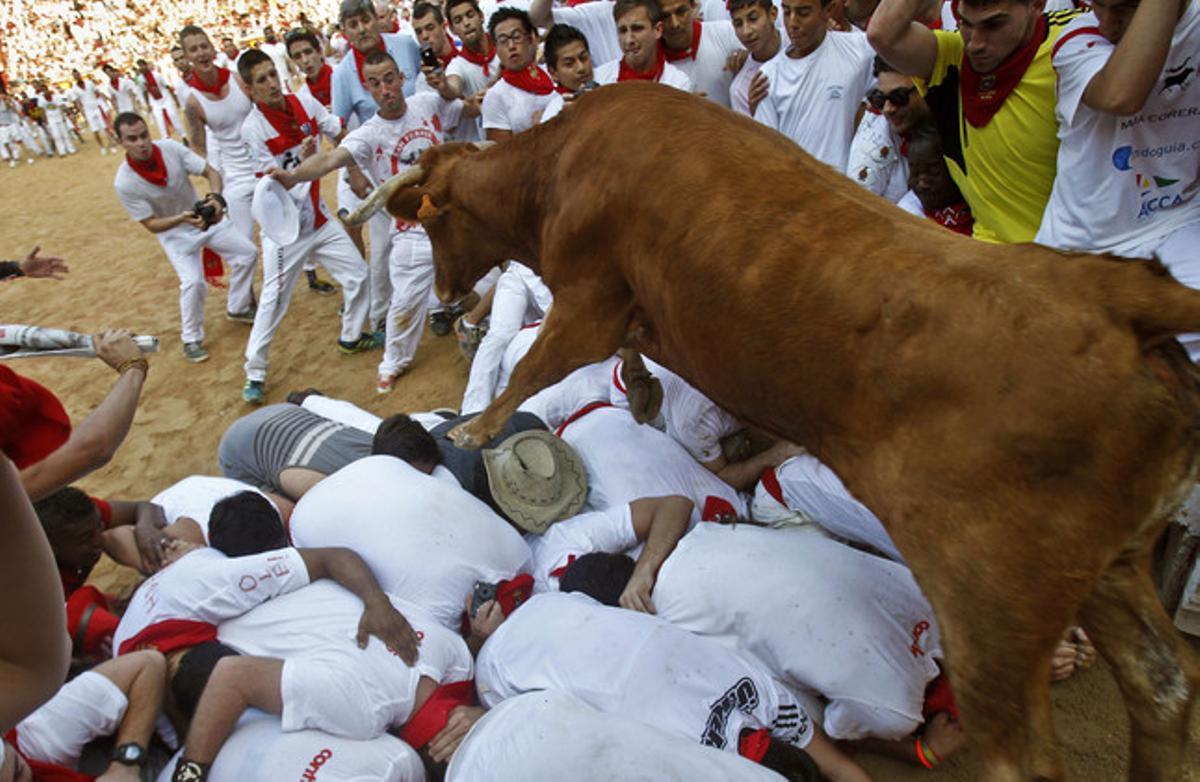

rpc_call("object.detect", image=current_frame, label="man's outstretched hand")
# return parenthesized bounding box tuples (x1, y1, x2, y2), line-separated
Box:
(21, 246, 68, 279)
(357, 594, 422, 665)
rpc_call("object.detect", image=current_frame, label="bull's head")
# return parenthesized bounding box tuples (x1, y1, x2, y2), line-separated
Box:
(346, 141, 520, 305)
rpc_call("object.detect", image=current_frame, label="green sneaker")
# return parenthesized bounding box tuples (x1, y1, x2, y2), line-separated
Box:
(182, 341, 209, 363)
(242, 380, 265, 405)
(338, 333, 382, 355)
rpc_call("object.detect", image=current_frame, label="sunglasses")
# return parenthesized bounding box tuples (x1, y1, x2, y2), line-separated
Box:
(866, 85, 917, 110)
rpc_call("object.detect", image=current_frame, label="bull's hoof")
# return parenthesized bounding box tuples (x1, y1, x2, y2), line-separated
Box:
(450, 421, 488, 450)
(626, 375, 664, 425)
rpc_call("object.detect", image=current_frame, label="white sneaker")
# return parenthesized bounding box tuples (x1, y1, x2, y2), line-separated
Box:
(7, 160, 14, 169)
(26, 158, 34, 165)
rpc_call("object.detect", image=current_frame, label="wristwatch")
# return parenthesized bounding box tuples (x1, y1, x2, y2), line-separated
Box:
(112, 742, 146, 766)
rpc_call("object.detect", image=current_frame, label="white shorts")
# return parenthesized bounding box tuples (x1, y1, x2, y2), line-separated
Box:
(85, 109, 107, 133)
(17, 671, 127, 766)
(280, 646, 421, 740)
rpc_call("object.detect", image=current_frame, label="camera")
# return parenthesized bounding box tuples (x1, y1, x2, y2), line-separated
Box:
(192, 199, 218, 229)
(470, 581, 498, 618)
(420, 44, 443, 74)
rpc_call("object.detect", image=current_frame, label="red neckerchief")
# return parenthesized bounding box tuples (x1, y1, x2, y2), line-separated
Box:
(459, 36, 496, 76)
(500, 62, 555, 95)
(109, 74, 120, 91)
(554, 82, 574, 94)
(439, 39, 460, 67)
(186, 66, 231, 97)
(926, 202, 974, 235)
(126, 143, 169, 187)
(40, 90, 52, 102)
(257, 95, 328, 230)
(959, 14, 1046, 128)
(387, 18, 400, 33)
(662, 20, 702, 62)
(353, 38, 386, 85)
(143, 69, 162, 99)
(307, 63, 333, 107)
(618, 48, 666, 82)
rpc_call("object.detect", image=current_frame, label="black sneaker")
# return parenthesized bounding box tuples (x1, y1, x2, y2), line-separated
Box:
(306, 269, 336, 296)
(338, 333, 383, 355)
(429, 304, 465, 337)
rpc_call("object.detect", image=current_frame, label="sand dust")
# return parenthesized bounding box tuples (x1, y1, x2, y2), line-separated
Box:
(1, 141, 1197, 780)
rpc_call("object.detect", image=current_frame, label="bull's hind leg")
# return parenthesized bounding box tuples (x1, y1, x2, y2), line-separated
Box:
(451, 281, 634, 448)
(1077, 557, 1200, 780)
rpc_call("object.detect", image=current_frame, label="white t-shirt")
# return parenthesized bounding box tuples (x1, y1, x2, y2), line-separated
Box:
(341, 92, 463, 235)
(113, 139, 207, 223)
(846, 108, 911, 203)
(666, 20, 741, 107)
(112, 75, 141, 112)
(552, 0, 622, 65)
(758, 453, 903, 561)
(730, 45, 785, 116)
(755, 30, 875, 170)
(157, 710, 424, 782)
(1036, 3, 1200, 255)
(527, 503, 638, 592)
(476, 592, 814, 750)
(654, 523, 941, 741)
(113, 546, 310, 654)
(517, 356, 615, 429)
(481, 77, 556, 134)
(609, 355, 740, 464)
(151, 475, 273, 543)
(241, 92, 343, 233)
(218, 580, 474, 737)
(557, 405, 747, 525)
(448, 690, 786, 781)
(36, 93, 69, 124)
(444, 52, 498, 140)
(70, 81, 108, 115)
(593, 58, 694, 91)
(288, 455, 532, 628)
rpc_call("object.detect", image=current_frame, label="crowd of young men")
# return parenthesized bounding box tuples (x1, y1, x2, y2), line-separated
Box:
(3, 0, 1197, 775)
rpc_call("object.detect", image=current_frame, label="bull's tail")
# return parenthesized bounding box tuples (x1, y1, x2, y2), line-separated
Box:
(1098, 255, 1200, 347)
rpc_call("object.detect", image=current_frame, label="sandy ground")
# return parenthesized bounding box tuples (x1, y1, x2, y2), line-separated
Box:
(2, 135, 1198, 780)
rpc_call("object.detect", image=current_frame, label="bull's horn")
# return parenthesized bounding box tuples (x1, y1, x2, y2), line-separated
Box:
(344, 164, 425, 225)
(472, 141, 495, 150)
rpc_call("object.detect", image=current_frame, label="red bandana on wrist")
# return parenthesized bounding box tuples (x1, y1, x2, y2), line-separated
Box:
(126, 143, 169, 187)
(353, 38, 387, 85)
(662, 20, 702, 62)
(143, 69, 163, 100)
(501, 63, 555, 95)
(307, 63, 334, 107)
(186, 66, 231, 97)
(459, 36, 497, 76)
(926, 202, 974, 235)
(959, 14, 1046, 128)
(618, 48, 667, 82)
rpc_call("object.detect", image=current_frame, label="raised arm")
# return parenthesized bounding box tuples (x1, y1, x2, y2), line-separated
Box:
(20, 331, 148, 501)
(270, 146, 354, 188)
(619, 495, 693, 613)
(298, 546, 421, 663)
(0, 454, 70, 731)
(529, 0, 555, 29)
(867, 0, 939, 80)
(1082, 0, 1185, 114)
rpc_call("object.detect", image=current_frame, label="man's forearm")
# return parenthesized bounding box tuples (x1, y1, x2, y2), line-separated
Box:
(867, 0, 938, 79)
(203, 166, 224, 195)
(288, 147, 353, 183)
(185, 101, 207, 158)
(633, 497, 691, 578)
(1083, 0, 1183, 114)
(302, 547, 387, 604)
(529, 0, 554, 28)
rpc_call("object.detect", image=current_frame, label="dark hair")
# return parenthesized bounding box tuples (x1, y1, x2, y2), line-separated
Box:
(178, 24, 209, 46)
(237, 47, 275, 83)
(751, 732, 822, 782)
(444, 0, 481, 20)
(414, 0, 446, 23)
(170, 45, 184, 54)
(33, 487, 98, 543)
(172, 641, 240, 718)
(543, 24, 589, 69)
(488, 7, 535, 39)
(222, 35, 235, 44)
(728, 0, 774, 14)
(208, 491, 287, 557)
(612, 0, 662, 24)
(340, 0, 378, 22)
(136, 58, 148, 66)
(285, 28, 323, 56)
(363, 48, 398, 70)
(113, 111, 146, 137)
(373, 413, 441, 470)
(873, 54, 898, 77)
(559, 552, 636, 606)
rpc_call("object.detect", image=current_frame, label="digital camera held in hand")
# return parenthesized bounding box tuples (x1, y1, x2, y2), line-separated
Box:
(470, 581, 498, 618)
(192, 199, 219, 229)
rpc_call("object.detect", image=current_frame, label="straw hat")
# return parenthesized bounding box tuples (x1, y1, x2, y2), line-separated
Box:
(482, 429, 588, 533)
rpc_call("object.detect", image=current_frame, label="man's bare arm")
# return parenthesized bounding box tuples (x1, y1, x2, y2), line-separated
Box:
(867, 0, 939, 80)
(529, 0, 555, 28)
(1082, 0, 1185, 114)
(185, 96, 207, 158)
(271, 146, 355, 188)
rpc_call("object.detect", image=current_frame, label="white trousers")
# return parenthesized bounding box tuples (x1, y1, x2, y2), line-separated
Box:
(244, 220, 369, 382)
(223, 175, 257, 245)
(379, 231, 435, 378)
(149, 97, 183, 140)
(84, 108, 107, 133)
(461, 262, 553, 413)
(45, 119, 75, 155)
(159, 219, 258, 343)
(1128, 220, 1200, 361)
(337, 175, 391, 329)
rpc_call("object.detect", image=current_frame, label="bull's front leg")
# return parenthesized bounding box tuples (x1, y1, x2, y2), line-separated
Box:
(618, 347, 663, 425)
(451, 284, 633, 449)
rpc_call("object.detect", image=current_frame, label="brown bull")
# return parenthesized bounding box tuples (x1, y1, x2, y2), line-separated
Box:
(357, 83, 1200, 780)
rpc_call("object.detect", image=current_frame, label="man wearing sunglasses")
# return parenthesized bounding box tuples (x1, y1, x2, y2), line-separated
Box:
(1036, 0, 1199, 357)
(846, 56, 931, 202)
(750, 0, 875, 171)
(868, 0, 1080, 243)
